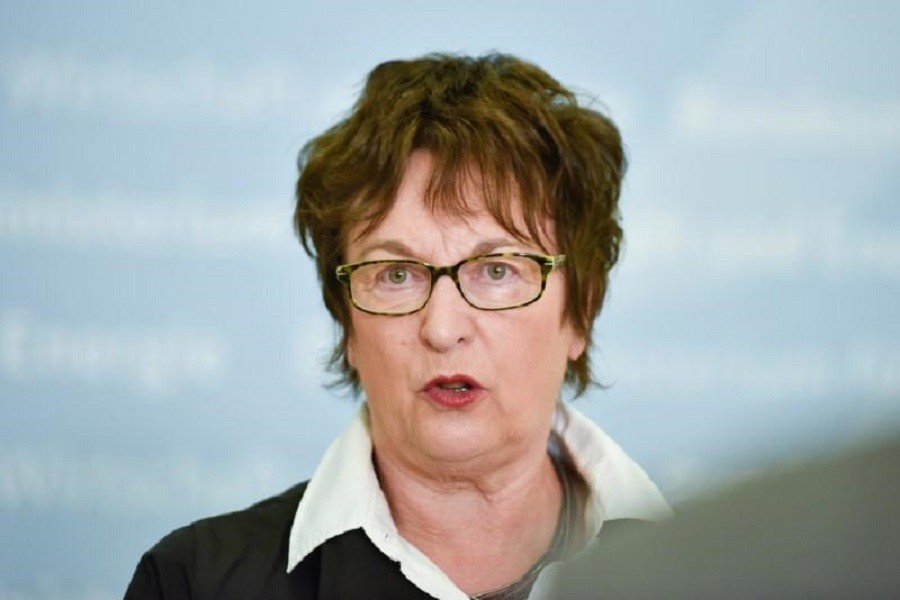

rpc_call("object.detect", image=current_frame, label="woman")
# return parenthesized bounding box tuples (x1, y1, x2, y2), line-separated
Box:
(126, 53, 670, 599)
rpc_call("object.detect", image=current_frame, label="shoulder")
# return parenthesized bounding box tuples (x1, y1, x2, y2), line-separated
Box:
(189, 479, 309, 553)
(125, 481, 310, 600)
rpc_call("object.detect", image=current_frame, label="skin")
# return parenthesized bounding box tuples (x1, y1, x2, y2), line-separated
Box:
(345, 149, 586, 593)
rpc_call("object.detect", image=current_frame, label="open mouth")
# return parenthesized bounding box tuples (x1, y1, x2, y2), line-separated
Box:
(437, 381, 472, 392)
(425, 375, 482, 393)
(423, 375, 483, 407)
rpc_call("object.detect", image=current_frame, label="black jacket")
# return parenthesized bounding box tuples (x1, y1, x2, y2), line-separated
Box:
(125, 481, 441, 599)
(125, 481, 647, 599)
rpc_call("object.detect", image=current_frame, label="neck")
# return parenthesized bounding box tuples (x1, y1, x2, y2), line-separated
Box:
(374, 440, 563, 595)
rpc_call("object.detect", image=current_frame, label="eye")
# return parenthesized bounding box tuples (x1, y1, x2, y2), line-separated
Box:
(485, 262, 508, 281)
(385, 266, 409, 284)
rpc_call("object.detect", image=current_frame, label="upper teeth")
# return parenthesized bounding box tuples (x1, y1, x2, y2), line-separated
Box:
(440, 382, 469, 391)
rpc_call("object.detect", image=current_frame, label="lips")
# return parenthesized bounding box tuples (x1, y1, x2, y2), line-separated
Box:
(422, 374, 485, 408)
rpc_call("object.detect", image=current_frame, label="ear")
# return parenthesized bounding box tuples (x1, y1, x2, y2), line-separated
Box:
(346, 333, 356, 369)
(567, 329, 586, 361)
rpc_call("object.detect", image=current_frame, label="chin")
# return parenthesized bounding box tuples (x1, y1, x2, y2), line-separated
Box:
(412, 417, 505, 465)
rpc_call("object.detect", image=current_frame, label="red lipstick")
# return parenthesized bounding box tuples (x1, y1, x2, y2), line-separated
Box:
(422, 374, 484, 408)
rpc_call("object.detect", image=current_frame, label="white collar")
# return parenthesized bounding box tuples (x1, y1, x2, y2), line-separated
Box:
(287, 401, 671, 599)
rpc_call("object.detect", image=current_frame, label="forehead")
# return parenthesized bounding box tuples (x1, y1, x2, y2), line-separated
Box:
(345, 150, 555, 260)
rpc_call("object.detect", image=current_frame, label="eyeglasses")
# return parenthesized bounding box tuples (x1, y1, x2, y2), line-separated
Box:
(335, 252, 567, 316)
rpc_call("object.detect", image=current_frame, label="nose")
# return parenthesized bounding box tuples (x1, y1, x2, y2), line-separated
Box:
(418, 273, 474, 352)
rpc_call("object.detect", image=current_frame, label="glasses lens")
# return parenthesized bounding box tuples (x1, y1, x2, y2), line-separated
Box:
(458, 255, 544, 309)
(350, 261, 431, 314)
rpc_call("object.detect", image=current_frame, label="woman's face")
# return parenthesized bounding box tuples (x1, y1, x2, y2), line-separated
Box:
(345, 150, 585, 474)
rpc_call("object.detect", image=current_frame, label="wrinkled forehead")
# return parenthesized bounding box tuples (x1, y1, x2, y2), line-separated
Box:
(347, 199, 554, 264)
(343, 149, 557, 258)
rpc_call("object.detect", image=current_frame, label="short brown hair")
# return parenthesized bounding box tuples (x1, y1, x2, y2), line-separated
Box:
(294, 53, 625, 396)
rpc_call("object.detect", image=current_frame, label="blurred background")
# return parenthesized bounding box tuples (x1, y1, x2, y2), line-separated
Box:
(1, 1, 898, 597)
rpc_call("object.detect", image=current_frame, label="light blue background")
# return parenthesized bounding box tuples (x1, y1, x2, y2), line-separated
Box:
(2, 1, 899, 597)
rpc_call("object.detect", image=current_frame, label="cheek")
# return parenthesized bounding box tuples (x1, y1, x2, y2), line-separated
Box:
(524, 296, 577, 384)
(492, 312, 570, 381)
(347, 318, 411, 391)
(347, 312, 384, 367)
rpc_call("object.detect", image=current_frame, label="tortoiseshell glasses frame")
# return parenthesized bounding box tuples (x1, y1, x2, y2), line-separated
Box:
(335, 252, 567, 316)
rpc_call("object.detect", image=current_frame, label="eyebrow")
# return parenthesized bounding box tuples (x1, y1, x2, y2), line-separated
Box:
(356, 239, 416, 259)
(356, 237, 539, 262)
